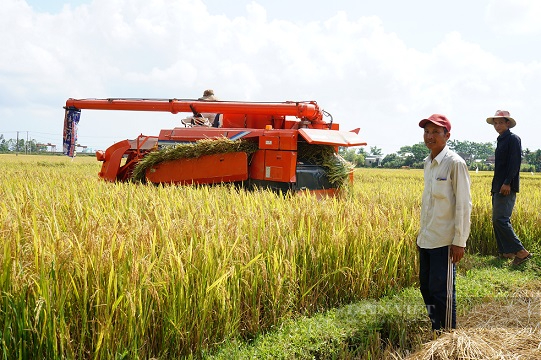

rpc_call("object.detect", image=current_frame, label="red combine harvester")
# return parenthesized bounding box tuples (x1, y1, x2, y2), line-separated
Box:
(63, 97, 366, 196)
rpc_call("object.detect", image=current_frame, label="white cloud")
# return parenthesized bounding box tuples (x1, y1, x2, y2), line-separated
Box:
(1, 0, 541, 154)
(486, 0, 541, 34)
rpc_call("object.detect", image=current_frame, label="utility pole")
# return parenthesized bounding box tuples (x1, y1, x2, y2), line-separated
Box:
(16, 131, 19, 156)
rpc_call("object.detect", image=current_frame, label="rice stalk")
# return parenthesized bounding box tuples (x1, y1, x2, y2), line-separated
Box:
(1, 155, 540, 359)
(297, 143, 354, 187)
(131, 137, 259, 182)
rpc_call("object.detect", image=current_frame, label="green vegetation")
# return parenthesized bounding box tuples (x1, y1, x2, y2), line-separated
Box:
(339, 139, 541, 171)
(208, 254, 540, 359)
(0, 155, 539, 359)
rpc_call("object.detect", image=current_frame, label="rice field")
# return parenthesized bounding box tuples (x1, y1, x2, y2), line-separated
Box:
(0, 154, 540, 359)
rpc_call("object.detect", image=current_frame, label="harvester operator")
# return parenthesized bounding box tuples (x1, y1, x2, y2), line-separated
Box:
(198, 89, 222, 127)
(181, 89, 222, 127)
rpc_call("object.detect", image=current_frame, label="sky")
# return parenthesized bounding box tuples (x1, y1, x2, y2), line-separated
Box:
(1, 0, 541, 155)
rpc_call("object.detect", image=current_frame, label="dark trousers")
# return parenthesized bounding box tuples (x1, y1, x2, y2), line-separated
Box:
(419, 246, 456, 330)
(492, 192, 525, 254)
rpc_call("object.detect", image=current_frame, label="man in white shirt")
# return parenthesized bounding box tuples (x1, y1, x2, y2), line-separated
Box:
(417, 114, 472, 331)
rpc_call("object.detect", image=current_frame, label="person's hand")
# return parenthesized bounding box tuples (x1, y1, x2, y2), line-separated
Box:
(499, 184, 511, 196)
(450, 245, 465, 264)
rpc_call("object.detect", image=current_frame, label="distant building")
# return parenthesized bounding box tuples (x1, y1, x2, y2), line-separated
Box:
(457, 152, 473, 163)
(365, 155, 384, 167)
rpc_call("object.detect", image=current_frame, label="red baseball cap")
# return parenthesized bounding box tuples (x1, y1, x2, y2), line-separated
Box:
(419, 114, 451, 132)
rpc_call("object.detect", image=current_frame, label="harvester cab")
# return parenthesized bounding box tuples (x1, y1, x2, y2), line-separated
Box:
(63, 97, 366, 196)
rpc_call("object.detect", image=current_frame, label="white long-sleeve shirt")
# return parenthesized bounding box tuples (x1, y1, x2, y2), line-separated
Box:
(417, 146, 472, 249)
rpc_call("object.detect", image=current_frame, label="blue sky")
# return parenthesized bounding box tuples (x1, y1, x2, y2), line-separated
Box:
(25, 0, 88, 12)
(3, 0, 541, 154)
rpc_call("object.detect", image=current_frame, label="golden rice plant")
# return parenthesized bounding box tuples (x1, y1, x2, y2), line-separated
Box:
(0, 154, 539, 359)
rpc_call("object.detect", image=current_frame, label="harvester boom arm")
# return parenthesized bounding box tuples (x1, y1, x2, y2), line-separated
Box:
(65, 98, 324, 123)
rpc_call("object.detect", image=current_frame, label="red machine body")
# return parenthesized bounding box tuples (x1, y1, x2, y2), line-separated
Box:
(65, 98, 366, 196)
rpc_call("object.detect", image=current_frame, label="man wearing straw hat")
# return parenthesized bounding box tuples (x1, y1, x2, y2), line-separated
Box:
(417, 114, 472, 332)
(486, 110, 532, 266)
(182, 89, 222, 127)
(197, 89, 222, 128)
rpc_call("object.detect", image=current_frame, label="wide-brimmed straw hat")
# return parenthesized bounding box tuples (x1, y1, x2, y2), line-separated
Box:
(486, 110, 516, 128)
(198, 89, 217, 101)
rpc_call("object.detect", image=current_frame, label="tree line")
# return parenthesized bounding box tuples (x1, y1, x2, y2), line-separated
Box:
(339, 140, 541, 172)
(2, 134, 541, 172)
(0, 134, 48, 153)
